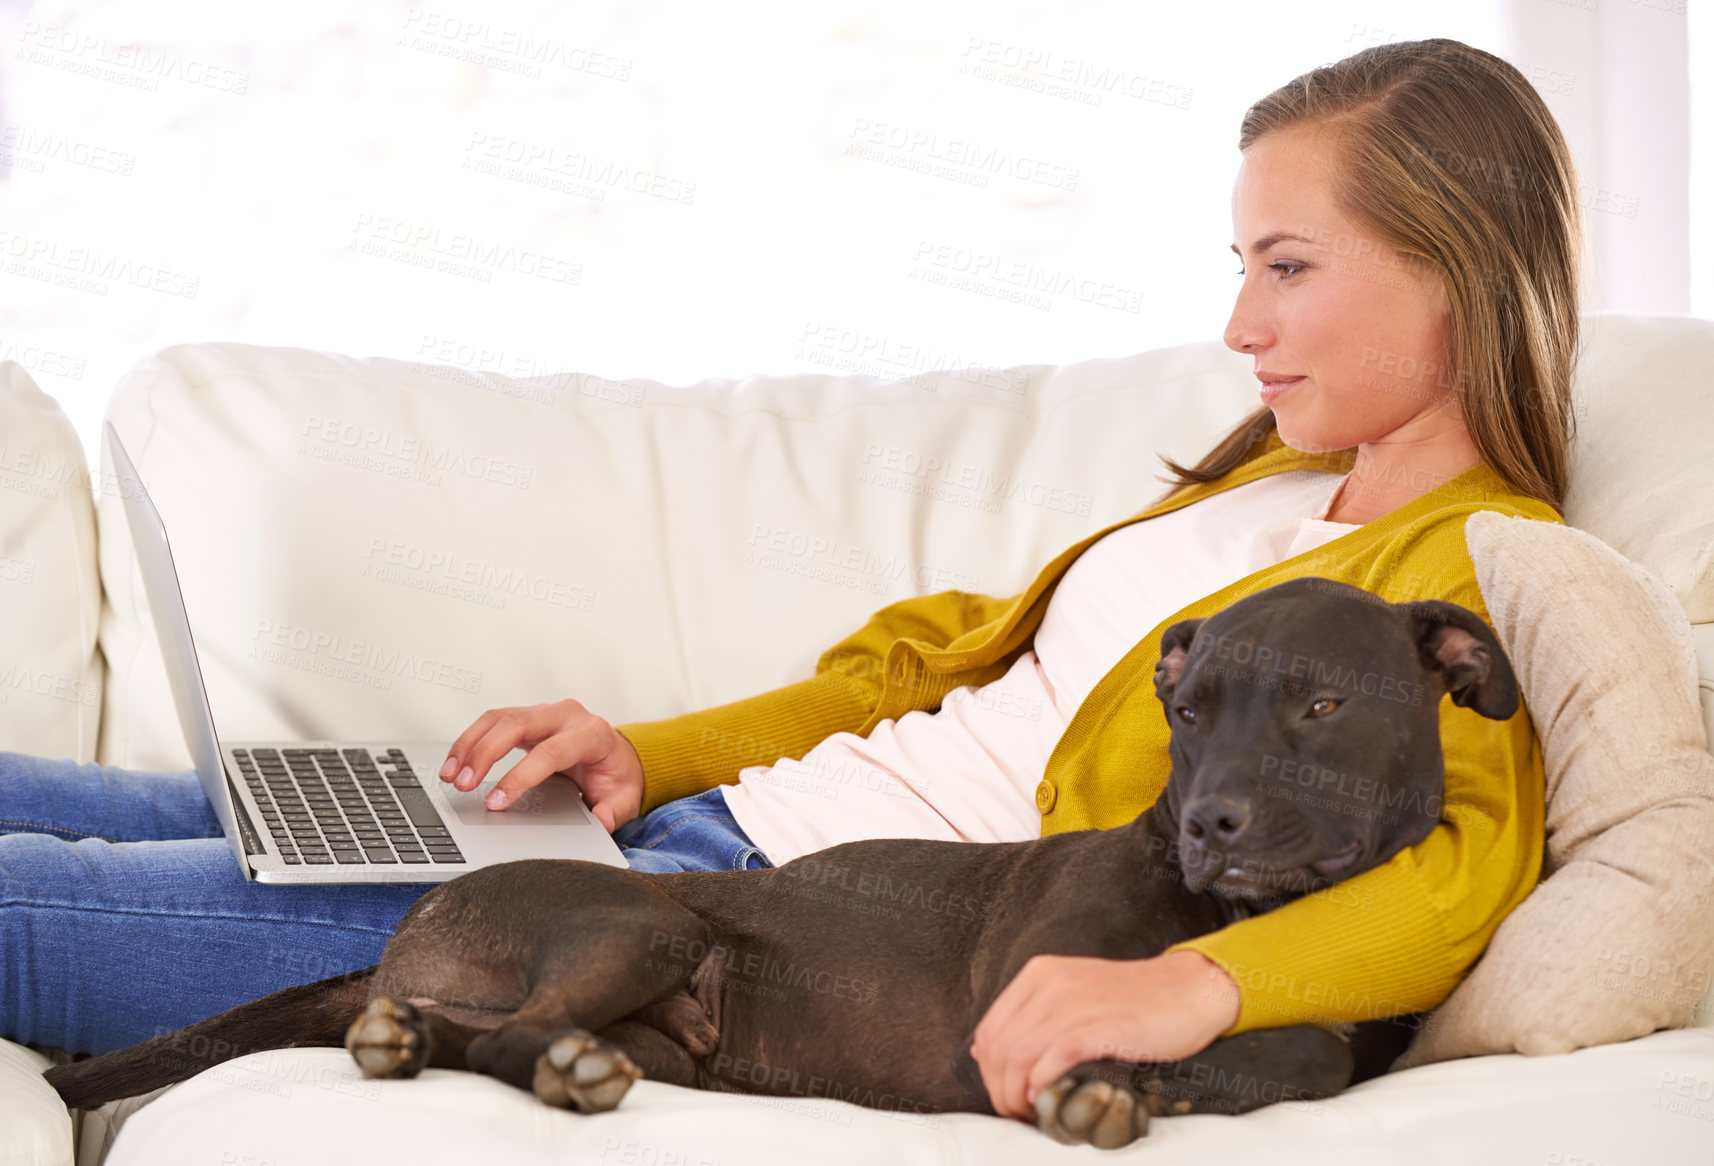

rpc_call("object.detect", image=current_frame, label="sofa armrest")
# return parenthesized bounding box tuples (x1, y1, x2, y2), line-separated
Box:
(0, 362, 103, 763)
(0, 1040, 72, 1166)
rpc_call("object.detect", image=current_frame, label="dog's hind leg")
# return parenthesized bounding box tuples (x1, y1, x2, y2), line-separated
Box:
(345, 997, 509, 1078)
(592, 1018, 702, 1088)
(346, 985, 720, 1083)
(465, 1013, 647, 1113)
(461, 903, 714, 1111)
(514, 963, 725, 1104)
(628, 991, 719, 1057)
(570, 987, 721, 1091)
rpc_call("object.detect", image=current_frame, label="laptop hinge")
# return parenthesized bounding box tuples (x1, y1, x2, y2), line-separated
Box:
(227, 774, 266, 856)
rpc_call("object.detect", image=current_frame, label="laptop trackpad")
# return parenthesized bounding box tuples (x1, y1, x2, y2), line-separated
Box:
(443, 772, 596, 827)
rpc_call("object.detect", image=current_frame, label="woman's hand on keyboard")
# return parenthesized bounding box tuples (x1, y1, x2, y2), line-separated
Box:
(438, 699, 644, 830)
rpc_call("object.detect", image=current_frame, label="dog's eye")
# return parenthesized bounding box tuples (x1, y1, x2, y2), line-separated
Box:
(1175, 706, 1196, 724)
(1308, 698, 1341, 717)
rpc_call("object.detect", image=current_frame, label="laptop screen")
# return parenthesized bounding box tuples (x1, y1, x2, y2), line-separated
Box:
(104, 422, 253, 879)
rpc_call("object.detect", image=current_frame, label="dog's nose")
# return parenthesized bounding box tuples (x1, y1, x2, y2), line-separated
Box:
(1183, 796, 1253, 846)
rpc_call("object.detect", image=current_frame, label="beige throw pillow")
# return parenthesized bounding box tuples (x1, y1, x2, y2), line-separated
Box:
(1394, 510, 1714, 1068)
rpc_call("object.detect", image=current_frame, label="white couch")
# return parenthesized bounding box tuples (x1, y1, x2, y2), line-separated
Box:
(3, 314, 1713, 1165)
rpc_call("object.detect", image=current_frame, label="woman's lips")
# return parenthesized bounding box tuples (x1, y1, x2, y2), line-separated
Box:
(1259, 375, 1306, 405)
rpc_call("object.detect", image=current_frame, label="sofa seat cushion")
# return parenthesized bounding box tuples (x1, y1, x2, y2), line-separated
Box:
(100, 1032, 1714, 1166)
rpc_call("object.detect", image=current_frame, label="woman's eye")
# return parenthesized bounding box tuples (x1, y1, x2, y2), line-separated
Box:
(1234, 263, 1303, 278)
(1308, 698, 1341, 717)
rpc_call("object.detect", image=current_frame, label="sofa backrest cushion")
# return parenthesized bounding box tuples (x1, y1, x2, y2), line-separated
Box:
(94, 338, 1258, 769)
(1563, 313, 1714, 624)
(94, 313, 1714, 773)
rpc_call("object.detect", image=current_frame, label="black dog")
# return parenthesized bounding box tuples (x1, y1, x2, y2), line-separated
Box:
(48, 577, 1518, 1149)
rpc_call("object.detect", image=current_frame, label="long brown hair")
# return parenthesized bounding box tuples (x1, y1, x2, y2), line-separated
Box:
(1155, 38, 1584, 516)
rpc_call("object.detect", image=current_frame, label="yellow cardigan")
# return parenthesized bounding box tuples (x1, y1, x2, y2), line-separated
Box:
(616, 429, 1558, 1035)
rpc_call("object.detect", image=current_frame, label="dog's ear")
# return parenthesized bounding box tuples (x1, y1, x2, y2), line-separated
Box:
(1399, 600, 1519, 720)
(1154, 618, 1205, 705)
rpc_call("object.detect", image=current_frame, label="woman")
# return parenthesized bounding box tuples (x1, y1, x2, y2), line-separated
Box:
(2, 37, 1580, 1123)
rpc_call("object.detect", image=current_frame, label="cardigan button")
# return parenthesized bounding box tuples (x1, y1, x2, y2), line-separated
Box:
(1034, 780, 1057, 814)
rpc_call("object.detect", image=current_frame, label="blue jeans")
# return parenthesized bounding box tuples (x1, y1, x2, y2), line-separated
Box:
(0, 752, 770, 1055)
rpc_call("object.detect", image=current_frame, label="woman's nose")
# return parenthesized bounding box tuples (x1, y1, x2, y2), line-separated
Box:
(1223, 277, 1274, 354)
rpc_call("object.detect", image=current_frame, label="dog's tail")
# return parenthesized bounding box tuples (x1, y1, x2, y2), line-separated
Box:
(44, 965, 376, 1109)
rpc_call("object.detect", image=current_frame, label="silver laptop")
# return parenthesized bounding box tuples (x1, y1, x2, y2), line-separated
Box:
(104, 421, 629, 883)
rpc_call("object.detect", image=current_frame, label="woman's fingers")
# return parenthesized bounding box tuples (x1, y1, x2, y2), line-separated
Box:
(971, 955, 1051, 1118)
(438, 701, 645, 821)
(482, 716, 601, 810)
(439, 701, 573, 794)
(442, 706, 541, 793)
(440, 706, 512, 790)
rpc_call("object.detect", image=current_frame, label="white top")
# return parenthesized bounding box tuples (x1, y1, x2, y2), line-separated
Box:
(719, 469, 1363, 865)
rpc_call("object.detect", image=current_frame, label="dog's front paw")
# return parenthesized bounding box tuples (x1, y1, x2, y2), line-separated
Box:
(345, 997, 430, 1079)
(1035, 1073, 1151, 1150)
(532, 1030, 642, 1113)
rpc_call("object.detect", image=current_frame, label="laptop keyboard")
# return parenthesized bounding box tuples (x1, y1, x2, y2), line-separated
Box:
(233, 747, 465, 866)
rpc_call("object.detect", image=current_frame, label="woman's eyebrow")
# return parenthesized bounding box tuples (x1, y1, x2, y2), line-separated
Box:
(1230, 231, 1318, 256)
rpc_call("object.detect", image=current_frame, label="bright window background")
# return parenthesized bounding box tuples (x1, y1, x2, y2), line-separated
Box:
(1, 0, 1700, 475)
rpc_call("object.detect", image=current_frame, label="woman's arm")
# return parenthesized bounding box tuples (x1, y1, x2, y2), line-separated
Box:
(969, 680, 1544, 1116)
(616, 586, 1027, 813)
(616, 672, 881, 813)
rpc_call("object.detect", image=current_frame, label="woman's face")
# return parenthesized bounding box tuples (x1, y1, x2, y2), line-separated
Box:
(1224, 125, 1462, 458)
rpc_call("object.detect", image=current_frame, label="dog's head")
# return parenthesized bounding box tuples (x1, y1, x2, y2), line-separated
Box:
(1150, 577, 1518, 901)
